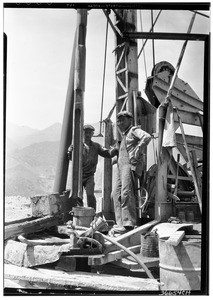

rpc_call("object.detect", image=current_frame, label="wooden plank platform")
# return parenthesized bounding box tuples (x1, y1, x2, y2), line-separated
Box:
(88, 245, 141, 265)
(4, 264, 160, 291)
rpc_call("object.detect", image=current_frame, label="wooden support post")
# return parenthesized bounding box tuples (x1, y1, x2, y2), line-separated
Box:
(125, 11, 138, 115)
(102, 119, 114, 219)
(155, 148, 173, 221)
(155, 107, 173, 221)
(133, 91, 138, 125)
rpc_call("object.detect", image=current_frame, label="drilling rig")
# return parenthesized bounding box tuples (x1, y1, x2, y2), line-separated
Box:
(4, 7, 209, 292)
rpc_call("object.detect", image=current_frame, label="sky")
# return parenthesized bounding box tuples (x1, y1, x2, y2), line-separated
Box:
(3, 3, 210, 130)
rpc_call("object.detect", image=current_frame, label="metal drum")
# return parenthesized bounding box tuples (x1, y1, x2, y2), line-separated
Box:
(141, 233, 159, 257)
(72, 207, 95, 227)
(159, 236, 201, 291)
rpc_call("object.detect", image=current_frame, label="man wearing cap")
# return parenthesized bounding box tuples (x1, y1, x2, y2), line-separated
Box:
(68, 124, 118, 211)
(112, 111, 151, 234)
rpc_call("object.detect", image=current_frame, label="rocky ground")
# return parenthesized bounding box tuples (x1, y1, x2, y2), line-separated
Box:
(5, 196, 32, 222)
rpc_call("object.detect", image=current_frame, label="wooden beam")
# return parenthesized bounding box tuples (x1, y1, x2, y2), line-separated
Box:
(167, 175, 192, 181)
(5, 216, 35, 226)
(165, 230, 185, 246)
(152, 75, 203, 112)
(4, 264, 160, 291)
(174, 110, 203, 126)
(102, 119, 114, 219)
(5, 216, 61, 240)
(104, 219, 159, 253)
(177, 143, 188, 162)
(176, 133, 203, 147)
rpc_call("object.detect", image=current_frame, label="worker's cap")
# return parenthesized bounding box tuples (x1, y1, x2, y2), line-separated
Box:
(117, 111, 133, 119)
(83, 124, 95, 131)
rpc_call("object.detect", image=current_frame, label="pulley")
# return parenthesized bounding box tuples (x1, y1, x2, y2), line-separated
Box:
(151, 61, 175, 77)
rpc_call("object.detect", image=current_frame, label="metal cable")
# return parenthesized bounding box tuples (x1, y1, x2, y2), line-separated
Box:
(139, 10, 148, 79)
(138, 10, 162, 59)
(151, 10, 156, 68)
(98, 17, 109, 136)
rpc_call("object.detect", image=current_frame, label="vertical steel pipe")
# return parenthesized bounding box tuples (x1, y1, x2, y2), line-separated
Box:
(69, 9, 87, 204)
(4, 33, 7, 199)
(53, 31, 77, 194)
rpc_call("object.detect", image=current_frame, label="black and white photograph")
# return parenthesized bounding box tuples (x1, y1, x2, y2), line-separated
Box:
(3, 1, 210, 296)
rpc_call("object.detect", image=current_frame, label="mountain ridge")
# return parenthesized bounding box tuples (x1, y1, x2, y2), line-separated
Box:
(5, 122, 105, 197)
(6, 122, 62, 151)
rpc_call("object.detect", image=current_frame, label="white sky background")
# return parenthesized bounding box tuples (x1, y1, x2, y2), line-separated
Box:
(3, 7, 210, 130)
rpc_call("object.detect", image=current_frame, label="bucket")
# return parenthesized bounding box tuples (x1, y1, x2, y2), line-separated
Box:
(140, 233, 159, 257)
(159, 236, 201, 291)
(72, 207, 95, 228)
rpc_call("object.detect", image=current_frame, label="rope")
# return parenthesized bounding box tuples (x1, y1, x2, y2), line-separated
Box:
(98, 17, 109, 135)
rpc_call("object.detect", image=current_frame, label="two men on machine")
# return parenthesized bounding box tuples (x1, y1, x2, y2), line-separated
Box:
(68, 111, 151, 234)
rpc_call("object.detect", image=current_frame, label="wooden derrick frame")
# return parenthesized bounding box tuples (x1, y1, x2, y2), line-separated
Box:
(105, 10, 208, 223)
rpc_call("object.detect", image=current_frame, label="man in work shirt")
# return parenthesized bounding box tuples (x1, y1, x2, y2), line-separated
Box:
(68, 124, 118, 211)
(112, 111, 151, 234)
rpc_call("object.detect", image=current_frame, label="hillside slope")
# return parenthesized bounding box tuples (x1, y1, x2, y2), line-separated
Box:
(5, 141, 59, 197)
(5, 122, 107, 197)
